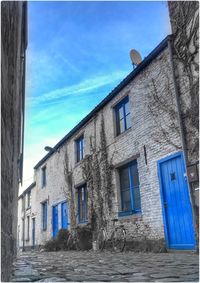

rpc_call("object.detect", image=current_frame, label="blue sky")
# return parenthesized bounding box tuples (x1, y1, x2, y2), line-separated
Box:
(22, 1, 170, 192)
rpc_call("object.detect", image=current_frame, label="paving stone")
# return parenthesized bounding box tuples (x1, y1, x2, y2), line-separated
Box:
(11, 250, 199, 282)
(37, 277, 67, 282)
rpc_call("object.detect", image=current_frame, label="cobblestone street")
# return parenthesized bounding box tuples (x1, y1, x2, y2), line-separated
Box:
(11, 250, 199, 282)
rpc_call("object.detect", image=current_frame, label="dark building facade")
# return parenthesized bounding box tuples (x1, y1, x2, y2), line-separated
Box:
(1, 1, 27, 281)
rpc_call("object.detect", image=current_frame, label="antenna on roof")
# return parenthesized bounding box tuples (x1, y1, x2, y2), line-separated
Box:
(130, 49, 142, 69)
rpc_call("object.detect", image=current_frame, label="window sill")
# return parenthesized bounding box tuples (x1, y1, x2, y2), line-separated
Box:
(78, 220, 88, 225)
(26, 206, 31, 211)
(118, 210, 142, 217)
(114, 127, 132, 141)
(74, 157, 85, 168)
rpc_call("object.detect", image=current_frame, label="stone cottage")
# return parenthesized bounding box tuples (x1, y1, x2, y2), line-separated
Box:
(18, 35, 197, 251)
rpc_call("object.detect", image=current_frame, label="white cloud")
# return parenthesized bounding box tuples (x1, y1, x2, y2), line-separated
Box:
(28, 70, 127, 105)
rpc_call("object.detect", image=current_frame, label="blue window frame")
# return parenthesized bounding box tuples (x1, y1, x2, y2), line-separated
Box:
(78, 185, 87, 223)
(115, 96, 131, 136)
(41, 166, 46, 187)
(76, 135, 84, 163)
(118, 160, 141, 217)
(42, 201, 47, 230)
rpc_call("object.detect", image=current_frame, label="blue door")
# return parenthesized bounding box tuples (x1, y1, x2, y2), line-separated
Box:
(61, 202, 68, 229)
(158, 152, 196, 250)
(32, 218, 35, 248)
(53, 205, 58, 237)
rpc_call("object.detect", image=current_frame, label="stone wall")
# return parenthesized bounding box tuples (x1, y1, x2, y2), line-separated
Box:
(168, 0, 199, 241)
(1, 1, 27, 281)
(168, 1, 199, 164)
(23, 45, 183, 249)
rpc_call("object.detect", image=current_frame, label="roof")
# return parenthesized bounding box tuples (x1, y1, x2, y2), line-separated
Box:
(34, 35, 171, 170)
(18, 182, 36, 199)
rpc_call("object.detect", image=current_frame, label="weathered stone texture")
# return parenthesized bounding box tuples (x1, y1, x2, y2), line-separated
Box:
(1, 1, 26, 281)
(168, 1, 199, 164)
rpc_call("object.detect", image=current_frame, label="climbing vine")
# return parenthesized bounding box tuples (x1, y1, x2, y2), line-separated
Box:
(147, 64, 181, 150)
(81, 114, 115, 238)
(63, 148, 76, 229)
(169, 1, 199, 158)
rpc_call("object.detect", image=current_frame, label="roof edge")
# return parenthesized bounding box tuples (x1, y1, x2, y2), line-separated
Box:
(18, 182, 36, 199)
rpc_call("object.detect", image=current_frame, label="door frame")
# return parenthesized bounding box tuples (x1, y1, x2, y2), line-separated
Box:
(61, 201, 68, 229)
(157, 151, 195, 250)
(52, 204, 58, 238)
(32, 218, 35, 248)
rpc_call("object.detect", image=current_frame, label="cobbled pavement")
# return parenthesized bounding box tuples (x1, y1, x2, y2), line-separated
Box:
(11, 250, 199, 282)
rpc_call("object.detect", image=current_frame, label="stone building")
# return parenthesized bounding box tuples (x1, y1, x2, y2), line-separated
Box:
(17, 182, 36, 250)
(1, 1, 27, 281)
(18, 35, 197, 252)
(168, 1, 199, 240)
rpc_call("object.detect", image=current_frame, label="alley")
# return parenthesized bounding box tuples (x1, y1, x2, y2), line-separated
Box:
(12, 250, 199, 282)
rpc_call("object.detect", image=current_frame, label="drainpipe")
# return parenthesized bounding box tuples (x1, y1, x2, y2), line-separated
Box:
(168, 36, 198, 248)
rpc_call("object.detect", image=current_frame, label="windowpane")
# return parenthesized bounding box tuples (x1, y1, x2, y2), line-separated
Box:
(132, 187, 141, 211)
(120, 167, 130, 190)
(42, 167, 46, 187)
(125, 101, 130, 115)
(78, 185, 87, 223)
(125, 113, 131, 129)
(119, 160, 141, 214)
(115, 96, 130, 136)
(130, 163, 139, 187)
(42, 202, 47, 230)
(76, 136, 84, 162)
(120, 118, 125, 133)
(119, 106, 124, 120)
(121, 189, 131, 211)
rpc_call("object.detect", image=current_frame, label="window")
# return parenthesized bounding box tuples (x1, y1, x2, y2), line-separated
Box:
(78, 185, 88, 223)
(27, 191, 31, 208)
(76, 135, 84, 163)
(42, 201, 47, 230)
(26, 216, 30, 240)
(119, 160, 141, 216)
(115, 96, 131, 136)
(41, 166, 46, 187)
